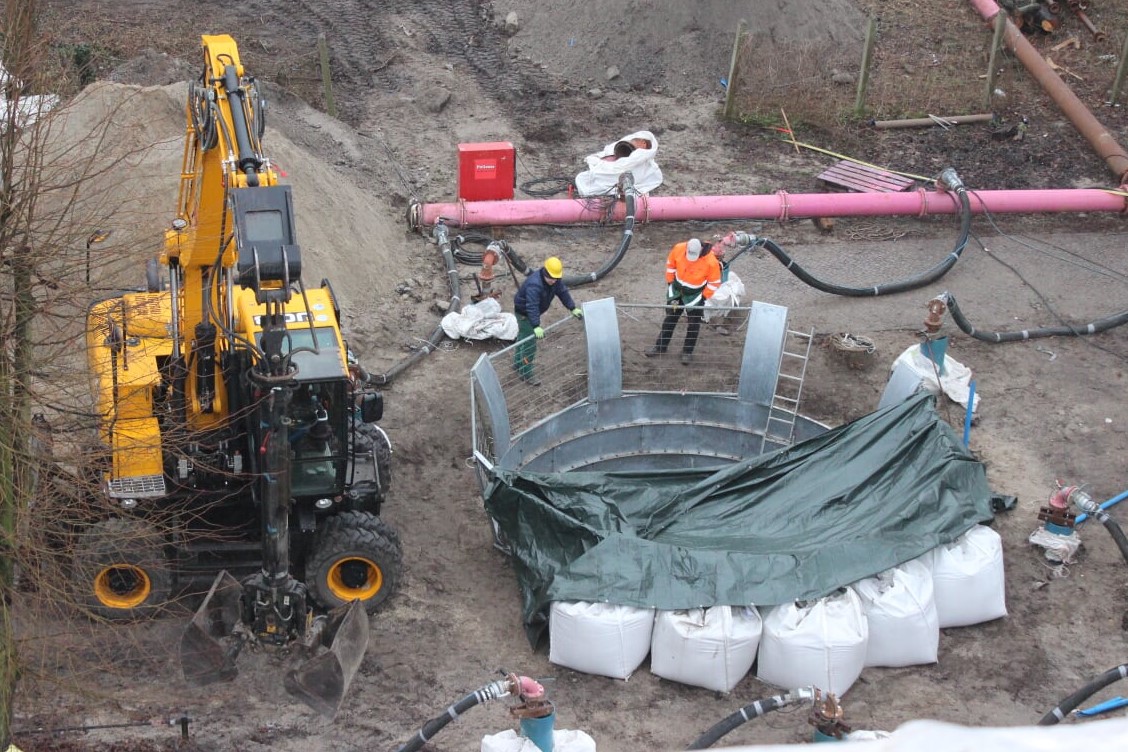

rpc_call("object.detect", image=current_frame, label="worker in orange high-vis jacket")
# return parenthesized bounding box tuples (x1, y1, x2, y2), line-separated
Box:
(645, 238, 722, 364)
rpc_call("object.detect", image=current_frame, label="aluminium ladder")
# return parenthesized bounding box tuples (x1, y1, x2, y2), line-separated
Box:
(760, 327, 814, 453)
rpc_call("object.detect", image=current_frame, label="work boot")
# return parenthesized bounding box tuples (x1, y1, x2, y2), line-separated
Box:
(644, 346, 665, 358)
(680, 352, 693, 365)
(522, 373, 542, 386)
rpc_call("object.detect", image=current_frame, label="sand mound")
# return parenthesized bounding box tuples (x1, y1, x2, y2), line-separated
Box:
(48, 81, 402, 310)
(493, 0, 866, 93)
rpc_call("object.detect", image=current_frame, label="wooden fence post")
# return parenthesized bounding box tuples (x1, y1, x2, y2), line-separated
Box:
(1111, 32, 1128, 106)
(985, 12, 1008, 109)
(723, 19, 748, 121)
(853, 17, 877, 117)
(317, 33, 338, 118)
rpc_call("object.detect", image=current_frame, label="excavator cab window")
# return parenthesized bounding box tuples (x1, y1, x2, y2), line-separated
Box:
(288, 380, 347, 497)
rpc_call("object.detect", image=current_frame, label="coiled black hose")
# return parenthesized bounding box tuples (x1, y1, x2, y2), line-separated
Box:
(394, 678, 513, 752)
(757, 185, 971, 297)
(940, 292, 1128, 343)
(451, 232, 529, 274)
(561, 172, 637, 288)
(1039, 663, 1128, 725)
(687, 689, 813, 749)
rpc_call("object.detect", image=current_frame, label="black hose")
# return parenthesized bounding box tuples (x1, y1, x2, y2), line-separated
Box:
(1039, 663, 1128, 725)
(561, 172, 637, 288)
(687, 689, 811, 749)
(369, 222, 462, 386)
(942, 292, 1128, 343)
(757, 186, 971, 297)
(394, 679, 512, 752)
(451, 232, 529, 274)
(1090, 511, 1128, 567)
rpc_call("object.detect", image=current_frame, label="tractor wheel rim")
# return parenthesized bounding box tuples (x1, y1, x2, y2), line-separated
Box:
(327, 557, 383, 601)
(93, 564, 151, 609)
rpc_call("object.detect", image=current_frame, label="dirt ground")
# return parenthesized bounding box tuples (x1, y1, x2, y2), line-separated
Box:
(18, 1, 1128, 750)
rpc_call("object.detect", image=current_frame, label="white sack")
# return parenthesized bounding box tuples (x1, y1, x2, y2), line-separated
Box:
(703, 271, 745, 322)
(928, 525, 1007, 627)
(574, 130, 663, 196)
(757, 588, 868, 697)
(650, 606, 762, 692)
(890, 344, 980, 413)
(854, 559, 939, 667)
(481, 729, 597, 752)
(548, 600, 654, 680)
(441, 297, 518, 341)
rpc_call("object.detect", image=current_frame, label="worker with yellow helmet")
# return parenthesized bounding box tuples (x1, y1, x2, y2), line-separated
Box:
(512, 256, 582, 386)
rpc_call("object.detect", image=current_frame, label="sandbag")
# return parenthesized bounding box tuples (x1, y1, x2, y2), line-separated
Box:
(441, 297, 518, 341)
(703, 271, 745, 322)
(928, 525, 1007, 628)
(548, 600, 654, 680)
(756, 588, 868, 697)
(854, 559, 939, 667)
(481, 729, 597, 752)
(650, 606, 762, 692)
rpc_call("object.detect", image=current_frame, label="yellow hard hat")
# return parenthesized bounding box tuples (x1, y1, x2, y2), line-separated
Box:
(544, 256, 563, 279)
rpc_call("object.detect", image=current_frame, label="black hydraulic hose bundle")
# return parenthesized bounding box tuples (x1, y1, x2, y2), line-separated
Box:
(686, 689, 813, 749)
(394, 678, 514, 752)
(940, 292, 1128, 343)
(1039, 663, 1128, 725)
(561, 171, 638, 288)
(757, 174, 972, 297)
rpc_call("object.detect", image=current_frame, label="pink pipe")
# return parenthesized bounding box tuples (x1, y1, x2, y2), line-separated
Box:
(412, 188, 1127, 228)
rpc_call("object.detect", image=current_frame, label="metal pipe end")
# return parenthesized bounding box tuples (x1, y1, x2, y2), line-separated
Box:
(936, 168, 966, 193)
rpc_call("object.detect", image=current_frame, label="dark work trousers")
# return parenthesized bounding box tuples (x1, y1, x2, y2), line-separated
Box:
(655, 303, 704, 354)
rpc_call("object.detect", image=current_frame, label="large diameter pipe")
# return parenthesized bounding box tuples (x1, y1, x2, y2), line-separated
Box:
(412, 188, 1127, 228)
(967, 0, 1128, 182)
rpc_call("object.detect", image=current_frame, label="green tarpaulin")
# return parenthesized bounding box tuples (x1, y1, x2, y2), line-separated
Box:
(484, 393, 995, 645)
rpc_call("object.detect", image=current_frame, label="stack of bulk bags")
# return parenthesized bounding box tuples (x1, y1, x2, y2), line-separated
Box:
(548, 601, 655, 679)
(928, 525, 1007, 627)
(650, 606, 763, 692)
(853, 559, 940, 667)
(757, 588, 869, 697)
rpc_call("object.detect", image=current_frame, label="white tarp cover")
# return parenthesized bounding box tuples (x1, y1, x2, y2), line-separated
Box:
(441, 297, 517, 341)
(574, 130, 663, 196)
(718, 717, 1128, 751)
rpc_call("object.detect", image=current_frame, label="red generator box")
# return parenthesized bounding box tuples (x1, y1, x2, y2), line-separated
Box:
(458, 142, 515, 202)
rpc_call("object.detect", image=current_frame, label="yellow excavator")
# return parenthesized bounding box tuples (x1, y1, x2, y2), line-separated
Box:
(83, 34, 399, 716)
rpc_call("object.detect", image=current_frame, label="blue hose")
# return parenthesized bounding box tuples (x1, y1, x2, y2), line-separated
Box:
(520, 710, 555, 752)
(1075, 489, 1128, 525)
(962, 380, 976, 447)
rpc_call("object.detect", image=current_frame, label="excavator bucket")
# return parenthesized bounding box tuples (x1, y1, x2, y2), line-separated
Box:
(180, 570, 244, 685)
(284, 600, 370, 718)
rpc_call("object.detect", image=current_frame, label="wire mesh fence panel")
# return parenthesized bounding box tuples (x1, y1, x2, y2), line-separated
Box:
(617, 303, 751, 395)
(487, 314, 589, 439)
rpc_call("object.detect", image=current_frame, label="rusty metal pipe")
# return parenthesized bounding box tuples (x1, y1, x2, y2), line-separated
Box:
(968, 0, 1128, 182)
(1072, 7, 1107, 43)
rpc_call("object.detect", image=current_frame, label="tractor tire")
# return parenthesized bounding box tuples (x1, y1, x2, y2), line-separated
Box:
(306, 512, 401, 613)
(331, 510, 402, 552)
(72, 518, 171, 620)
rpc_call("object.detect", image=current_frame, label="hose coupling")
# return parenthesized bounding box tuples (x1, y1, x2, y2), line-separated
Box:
(733, 231, 756, 247)
(1066, 486, 1102, 517)
(937, 167, 966, 194)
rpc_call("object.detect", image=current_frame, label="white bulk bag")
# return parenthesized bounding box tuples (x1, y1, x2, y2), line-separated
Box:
(574, 130, 663, 196)
(650, 606, 762, 692)
(548, 601, 654, 680)
(757, 588, 869, 697)
(854, 559, 939, 667)
(929, 525, 1007, 628)
(481, 729, 597, 752)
